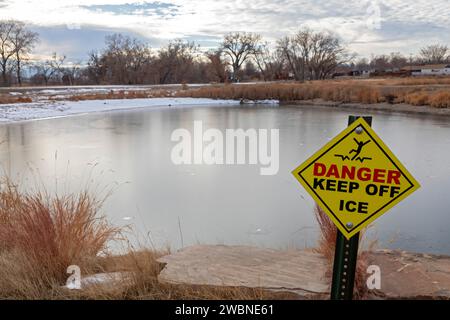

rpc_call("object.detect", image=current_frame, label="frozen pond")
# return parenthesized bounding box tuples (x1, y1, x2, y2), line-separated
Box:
(0, 104, 449, 254)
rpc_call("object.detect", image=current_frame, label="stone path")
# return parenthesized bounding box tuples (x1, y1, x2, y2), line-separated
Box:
(368, 250, 450, 299)
(157, 245, 450, 299)
(157, 245, 330, 297)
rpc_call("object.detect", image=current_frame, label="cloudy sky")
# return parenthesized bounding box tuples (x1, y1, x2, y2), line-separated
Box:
(0, 0, 449, 62)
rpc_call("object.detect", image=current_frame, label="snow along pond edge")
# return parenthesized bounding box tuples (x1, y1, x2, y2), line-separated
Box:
(0, 98, 280, 123)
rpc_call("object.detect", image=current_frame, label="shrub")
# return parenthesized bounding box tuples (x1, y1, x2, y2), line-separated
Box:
(0, 179, 120, 295)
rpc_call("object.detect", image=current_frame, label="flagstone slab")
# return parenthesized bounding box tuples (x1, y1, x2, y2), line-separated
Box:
(157, 245, 330, 297)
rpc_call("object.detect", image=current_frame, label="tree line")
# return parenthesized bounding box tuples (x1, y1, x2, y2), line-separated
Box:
(0, 20, 449, 87)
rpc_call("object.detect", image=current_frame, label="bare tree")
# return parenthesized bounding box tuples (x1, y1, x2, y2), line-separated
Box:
(104, 34, 151, 84)
(33, 63, 54, 85)
(254, 42, 285, 81)
(278, 29, 350, 81)
(34, 53, 66, 85)
(86, 35, 205, 85)
(156, 40, 198, 84)
(86, 34, 152, 85)
(205, 49, 227, 83)
(370, 54, 391, 72)
(49, 53, 66, 80)
(61, 62, 81, 85)
(10, 21, 39, 85)
(420, 44, 449, 64)
(277, 36, 305, 81)
(0, 20, 16, 86)
(86, 51, 107, 85)
(306, 30, 352, 80)
(389, 52, 408, 70)
(220, 32, 262, 82)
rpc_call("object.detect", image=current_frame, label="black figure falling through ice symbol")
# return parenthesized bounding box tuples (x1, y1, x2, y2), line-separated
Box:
(335, 137, 373, 163)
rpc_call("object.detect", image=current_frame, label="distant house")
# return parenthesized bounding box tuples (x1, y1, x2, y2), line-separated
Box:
(332, 66, 372, 78)
(403, 64, 450, 76)
(332, 66, 351, 78)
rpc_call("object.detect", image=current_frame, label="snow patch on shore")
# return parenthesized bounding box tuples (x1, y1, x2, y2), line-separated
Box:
(0, 98, 277, 123)
(240, 99, 279, 105)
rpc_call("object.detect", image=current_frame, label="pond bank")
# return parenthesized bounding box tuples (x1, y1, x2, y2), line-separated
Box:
(0, 98, 241, 123)
(284, 99, 450, 117)
(2, 95, 449, 123)
(157, 245, 450, 300)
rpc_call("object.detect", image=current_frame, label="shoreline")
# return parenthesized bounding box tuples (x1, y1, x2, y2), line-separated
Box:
(0, 98, 243, 124)
(282, 99, 450, 117)
(1, 96, 449, 124)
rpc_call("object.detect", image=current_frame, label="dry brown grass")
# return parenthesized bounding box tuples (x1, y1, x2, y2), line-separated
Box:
(380, 77, 450, 86)
(429, 91, 450, 108)
(402, 91, 431, 106)
(63, 90, 172, 102)
(330, 77, 450, 87)
(0, 178, 298, 300)
(0, 247, 297, 300)
(389, 89, 450, 107)
(313, 204, 369, 299)
(0, 178, 120, 298)
(314, 204, 337, 263)
(0, 246, 295, 300)
(0, 95, 33, 104)
(36, 82, 449, 109)
(176, 79, 450, 108)
(177, 82, 383, 104)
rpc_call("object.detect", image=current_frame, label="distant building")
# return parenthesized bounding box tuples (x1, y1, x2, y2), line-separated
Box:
(332, 67, 371, 78)
(403, 64, 450, 76)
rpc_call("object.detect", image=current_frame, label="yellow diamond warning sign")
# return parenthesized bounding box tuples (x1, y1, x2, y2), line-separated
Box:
(292, 117, 420, 239)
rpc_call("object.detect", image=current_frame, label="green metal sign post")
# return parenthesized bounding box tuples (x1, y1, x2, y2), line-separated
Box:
(330, 115, 372, 300)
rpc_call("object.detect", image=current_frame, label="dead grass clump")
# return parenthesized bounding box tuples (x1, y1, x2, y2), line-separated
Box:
(313, 204, 369, 299)
(16, 97, 33, 103)
(0, 95, 33, 104)
(0, 249, 62, 299)
(314, 204, 337, 262)
(0, 179, 120, 298)
(403, 91, 430, 106)
(429, 91, 450, 108)
(65, 90, 172, 102)
(355, 87, 381, 104)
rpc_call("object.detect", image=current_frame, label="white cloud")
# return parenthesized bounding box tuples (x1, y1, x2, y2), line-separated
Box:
(0, 0, 449, 58)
